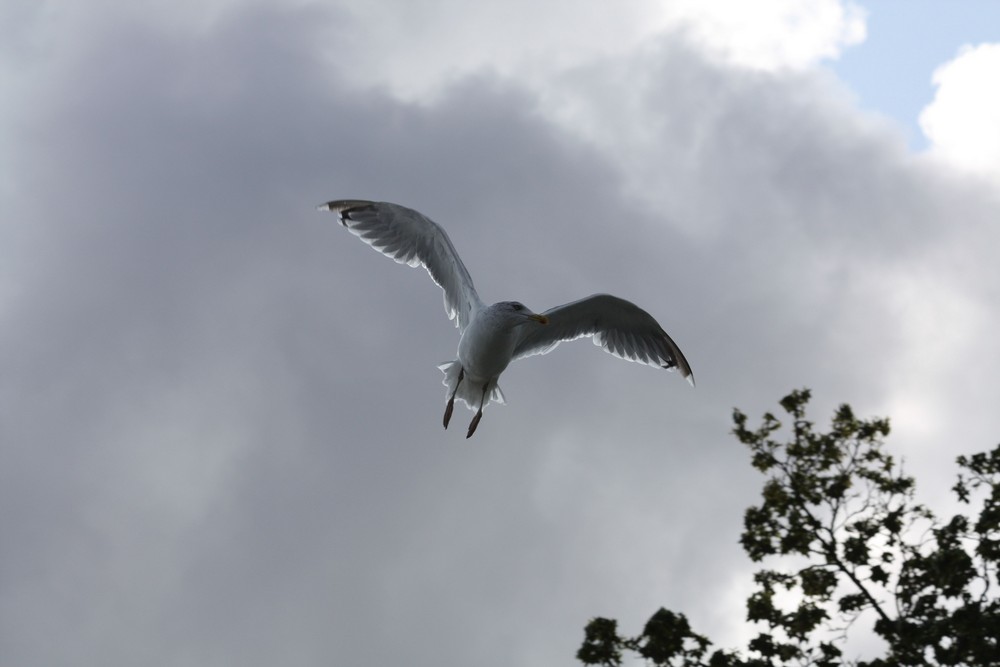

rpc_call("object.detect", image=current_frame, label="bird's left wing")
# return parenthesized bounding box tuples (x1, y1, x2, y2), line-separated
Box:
(319, 200, 484, 331)
(512, 294, 694, 385)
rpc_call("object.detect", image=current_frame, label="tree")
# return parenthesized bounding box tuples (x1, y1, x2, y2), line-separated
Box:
(577, 389, 1000, 666)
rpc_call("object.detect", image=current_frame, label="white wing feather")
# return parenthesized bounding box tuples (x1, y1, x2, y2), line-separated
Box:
(319, 200, 484, 331)
(512, 294, 694, 385)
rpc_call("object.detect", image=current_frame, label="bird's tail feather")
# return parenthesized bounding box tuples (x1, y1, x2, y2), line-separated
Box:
(438, 361, 505, 410)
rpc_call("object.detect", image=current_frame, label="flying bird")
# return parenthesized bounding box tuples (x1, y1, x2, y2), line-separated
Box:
(319, 199, 694, 437)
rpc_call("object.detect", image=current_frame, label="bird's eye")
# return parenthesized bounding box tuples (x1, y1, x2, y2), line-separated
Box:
(513, 303, 523, 311)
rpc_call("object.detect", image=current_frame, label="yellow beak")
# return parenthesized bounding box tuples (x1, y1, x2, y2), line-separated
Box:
(530, 314, 549, 325)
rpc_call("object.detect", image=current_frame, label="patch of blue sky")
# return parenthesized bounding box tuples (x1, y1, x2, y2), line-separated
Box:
(829, 0, 1000, 150)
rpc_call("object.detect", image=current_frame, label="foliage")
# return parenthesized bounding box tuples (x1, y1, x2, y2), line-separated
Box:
(577, 389, 1000, 666)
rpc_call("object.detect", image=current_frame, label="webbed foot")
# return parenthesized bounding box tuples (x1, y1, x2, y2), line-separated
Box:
(466, 410, 483, 438)
(443, 368, 464, 430)
(443, 398, 455, 429)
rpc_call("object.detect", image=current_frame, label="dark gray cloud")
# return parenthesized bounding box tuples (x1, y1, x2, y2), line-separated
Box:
(2, 3, 999, 666)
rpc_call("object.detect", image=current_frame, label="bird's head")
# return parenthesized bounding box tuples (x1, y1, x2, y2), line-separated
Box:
(498, 301, 549, 327)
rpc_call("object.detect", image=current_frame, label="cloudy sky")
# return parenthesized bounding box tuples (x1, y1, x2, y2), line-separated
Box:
(2, 1, 999, 665)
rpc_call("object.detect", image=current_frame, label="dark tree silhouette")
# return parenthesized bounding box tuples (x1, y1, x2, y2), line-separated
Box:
(577, 389, 1000, 666)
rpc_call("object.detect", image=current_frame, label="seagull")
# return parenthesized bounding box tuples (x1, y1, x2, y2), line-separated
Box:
(318, 199, 694, 437)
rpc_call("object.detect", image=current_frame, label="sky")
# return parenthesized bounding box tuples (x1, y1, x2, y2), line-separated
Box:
(829, 0, 1000, 147)
(2, 1, 999, 666)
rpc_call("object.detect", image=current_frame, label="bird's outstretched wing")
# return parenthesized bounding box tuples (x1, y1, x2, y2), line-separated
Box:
(512, 294, 694, 385)
(319, 200, 484, 331)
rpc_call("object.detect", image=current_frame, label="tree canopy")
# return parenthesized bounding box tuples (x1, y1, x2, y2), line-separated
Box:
(577, 389, 1000, 666)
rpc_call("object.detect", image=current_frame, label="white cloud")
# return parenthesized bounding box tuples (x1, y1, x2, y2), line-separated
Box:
(919, 43, 1000, 178)
(660, 0, 866, 71)
(330, 0, 867, 100)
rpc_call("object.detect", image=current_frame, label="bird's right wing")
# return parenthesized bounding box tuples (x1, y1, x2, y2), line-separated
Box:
(512, 294, 694, 385)
(319, 200, 484, 331)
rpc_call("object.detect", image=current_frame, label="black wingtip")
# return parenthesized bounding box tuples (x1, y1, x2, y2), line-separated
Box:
(661, 362, 695, 388)
(317, 199, 377, 226)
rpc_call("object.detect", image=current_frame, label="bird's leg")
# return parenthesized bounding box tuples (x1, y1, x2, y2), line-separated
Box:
(443, 368, 464, 429)
(466, 382, 490, 439)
